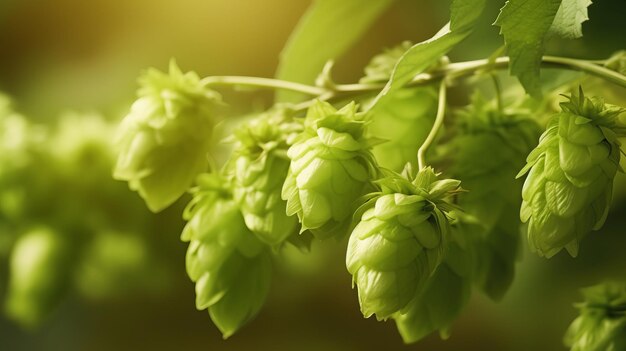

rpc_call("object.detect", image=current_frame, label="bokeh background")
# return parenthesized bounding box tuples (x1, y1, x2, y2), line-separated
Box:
(0, 0, 625, 350)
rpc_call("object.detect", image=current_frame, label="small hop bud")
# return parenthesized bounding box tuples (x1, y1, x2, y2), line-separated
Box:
(565, 282, 626, 351)
(114, 60, 221, 212)
(4, 228, 74, 327)
(360, 41, 412, 84)
(605, 50, 626, 76)
(346, 166, 461, 320)
(231, 111, 302, 246)
(281, 100, 378, 239)
(182, 173, 271, 339)
(518, 89, 624, 258)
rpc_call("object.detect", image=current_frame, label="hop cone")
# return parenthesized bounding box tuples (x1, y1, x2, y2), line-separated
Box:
(282, 100, 378, 239)
(4, 228, 74, 327)
(346, 166, 461, 320)
(519, 89, 624, 257)
(565, 282, 626, 351)
(442, 94, 541, 299)
(231, 111, 301, 246)
(394, 222, 474, 343)
(114, 60, 220, 212)
(360, 41, 438, 172)
(360, 41, 411, 84)
(182, 173, 271, 338)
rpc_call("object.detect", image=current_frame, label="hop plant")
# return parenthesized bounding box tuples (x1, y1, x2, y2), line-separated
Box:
(282, 100, 378, 239)
(442, 94, 541, 299)
(4, 228, 74, 327)
(114, 60, 221, 212)
(565, 282, 626, 351)
(182, 173, 271, 338)
(394, 223, 474, 343)
(518, 89, 624, 258)
(346, 166, 461, 320)
(231, 111, 302, 246)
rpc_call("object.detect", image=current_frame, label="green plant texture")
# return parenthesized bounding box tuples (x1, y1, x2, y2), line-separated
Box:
(2, 0, 626, 349)
(107, 0, 626, 345)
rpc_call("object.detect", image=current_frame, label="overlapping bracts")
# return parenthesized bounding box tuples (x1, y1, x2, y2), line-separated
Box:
(519, 90, 624, 258)
(282, 100, 378, 239)
(231, 111, 302, 246)
(114, 61, 220, 212)
(182, 174, 271, 339)
(346, 167, 461, 320)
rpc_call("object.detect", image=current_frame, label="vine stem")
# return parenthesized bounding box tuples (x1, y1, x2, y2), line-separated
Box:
(199, 56, 626, 108)
(200, 76, 326, 96)
(417, 80, 447, 170)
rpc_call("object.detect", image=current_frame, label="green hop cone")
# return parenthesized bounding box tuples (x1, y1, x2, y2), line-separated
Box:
(4, 228, 74, 327)
(360, 41, 412, 85)
(605, 50, 626, 76)
(394, 221, 475, 343)
(114, 60, 221, 212)
(360, 41, 438, 172)
(346, 166, 461, 320)
(442, 94, 541, 299)
(182, 173, 271, 338)
(518, 89, 624, 258)
(565, 282, 626, 351)
(282, 100, 378, 239)
(231, 111, 302, 246)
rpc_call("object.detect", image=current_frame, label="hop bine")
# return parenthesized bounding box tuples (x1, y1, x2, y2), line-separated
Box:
(230, 111, 302, 246)
(442, 94, 541, 299)
(518, 89, 625, 258)
(565, 282, 626, 351)
(282, 100, 378, 239)
(346, 166, 462, 320)
(114, 60, 221, 212)
(182, 173, 271, 339)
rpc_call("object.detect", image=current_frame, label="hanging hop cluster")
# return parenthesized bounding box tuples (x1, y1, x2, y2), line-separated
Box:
(282, 100, 378, 239)
(182, 174, 271, 339)
(231, 111, 302, 246)
(518, 89, 624, 258)
(442, 94, 541, 299)
(565, 282, 626, 351)
(114, 60, 221, 212)
(346, 166, 461, 320)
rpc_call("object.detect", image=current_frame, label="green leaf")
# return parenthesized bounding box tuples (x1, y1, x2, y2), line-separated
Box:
(275, 0, 395, 102)
(371, 0, 485, 110)
(495, 0, 562, 97)
(450, 0, 486, 31)
(549, 0, 592, 39)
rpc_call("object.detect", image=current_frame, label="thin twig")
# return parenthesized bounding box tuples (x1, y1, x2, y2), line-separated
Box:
(418, 80, 447, 170)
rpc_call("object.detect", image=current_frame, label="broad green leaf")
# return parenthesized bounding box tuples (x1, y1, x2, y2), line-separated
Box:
(275, 0, 395, 103)
(371, 0, 485, 110)
(495, 0, 562, 97)
(549, 0, 592, 39)
(450, 0, 485, 31)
